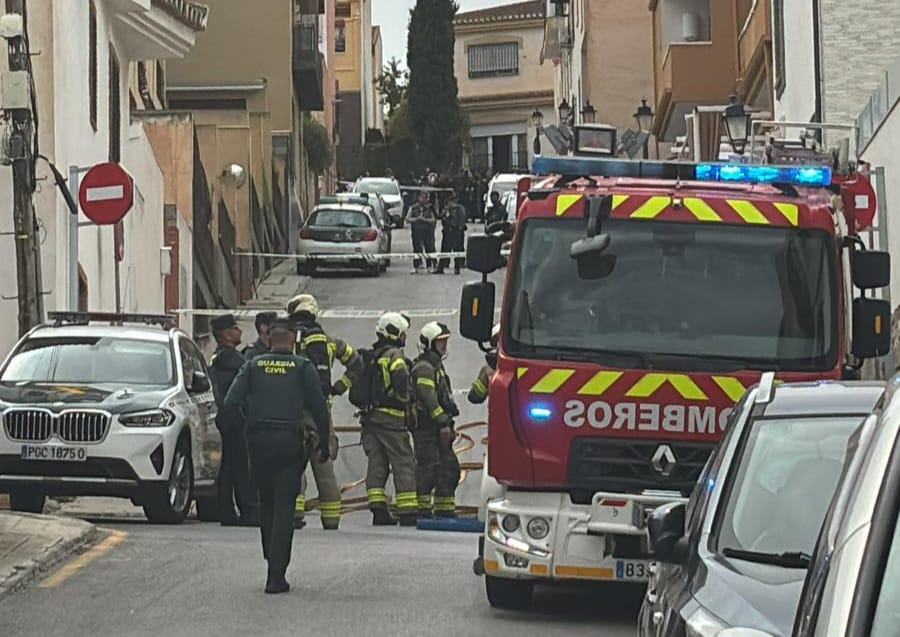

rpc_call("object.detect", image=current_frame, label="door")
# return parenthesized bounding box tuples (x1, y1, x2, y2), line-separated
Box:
(178, 336, 220, 487)
(491, 135, 512, 173)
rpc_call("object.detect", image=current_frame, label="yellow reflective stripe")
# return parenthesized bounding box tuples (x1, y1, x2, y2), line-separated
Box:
(612, 194, 629, 209)
(389, 358, 406, 371)
(417, 495, 433, 508)
(340, 344, 355, 363)
(577, 371, 623, 396)
(294, 495, 306, 512)
(377, 407, 405, 418)
(683, 197, 722, 222)
(530, 369, 575, 394)
(302, 334, 328, 345)
(337, 375, 351, 389)
(367, 489, 387, 503)
(630, 196, 670, 219)
(434, 497, 456, 511)
(556, 194, 582, 216)
(417, 377, 436, 388)
(727, 200, 769, 224)
(472, 378, 487, 394)
(625, 373, 708, 401)
(773, 202, 799, 226)
(712, 376, 747, 402)
(517, 367, 528, 379)
(431, 406, 445, 418)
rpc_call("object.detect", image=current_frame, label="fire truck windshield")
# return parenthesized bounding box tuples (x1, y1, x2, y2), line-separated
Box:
(506, 218, 838, 372)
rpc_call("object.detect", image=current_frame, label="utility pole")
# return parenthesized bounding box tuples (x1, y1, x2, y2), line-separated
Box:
(4, 0, 41, 335)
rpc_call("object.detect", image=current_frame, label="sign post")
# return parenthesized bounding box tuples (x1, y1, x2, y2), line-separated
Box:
(78, 162, 134, 313)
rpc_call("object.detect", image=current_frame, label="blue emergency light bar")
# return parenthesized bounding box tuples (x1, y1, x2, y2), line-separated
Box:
(531, 155, 833, 187)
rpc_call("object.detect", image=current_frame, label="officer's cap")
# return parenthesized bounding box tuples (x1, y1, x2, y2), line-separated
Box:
(210, 314, 239, 332)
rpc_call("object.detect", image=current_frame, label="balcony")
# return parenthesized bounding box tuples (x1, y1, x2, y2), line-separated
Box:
(736, 0, 772, 105)
(109, 0, 207, 60)
(293, 22, 324, 111)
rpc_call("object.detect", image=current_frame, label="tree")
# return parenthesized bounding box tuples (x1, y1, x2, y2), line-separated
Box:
(302, 113, 334, 175)
(406, 0, 465, 172)
(376, 57, 409, 118)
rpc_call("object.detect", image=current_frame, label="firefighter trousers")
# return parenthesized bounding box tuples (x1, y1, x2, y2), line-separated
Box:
(361, 422, 418, 516)
(295, 416, 341, 527)
(413, 427, 461, 515)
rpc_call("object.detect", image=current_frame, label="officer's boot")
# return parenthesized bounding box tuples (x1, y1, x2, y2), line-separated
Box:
(372, 508, 398, 526)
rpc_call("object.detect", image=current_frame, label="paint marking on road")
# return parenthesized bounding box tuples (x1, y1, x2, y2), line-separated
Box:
(38, 529, 128, 589)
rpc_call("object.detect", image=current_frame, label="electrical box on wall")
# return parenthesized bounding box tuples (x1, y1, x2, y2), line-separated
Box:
(0, 70, 30, 110)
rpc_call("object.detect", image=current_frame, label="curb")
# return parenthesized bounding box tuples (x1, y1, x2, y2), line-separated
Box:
(0, 515, 101, 601)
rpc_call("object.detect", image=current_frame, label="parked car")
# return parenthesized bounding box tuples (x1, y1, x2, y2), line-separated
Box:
(340, 191, 392, 253)
(353, 177, 404, 227)
(297, 196, 391, 276)
(640, 374, 883, 637)
(0, 312, 221, 524)
(792, 377, 900, 637)
(483, 173, 522, 209)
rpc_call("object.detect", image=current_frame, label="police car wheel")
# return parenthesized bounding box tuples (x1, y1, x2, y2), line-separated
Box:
(485, 575, 533, 609)
(143, 440, 194, 525)
(9, 489, 46, 514)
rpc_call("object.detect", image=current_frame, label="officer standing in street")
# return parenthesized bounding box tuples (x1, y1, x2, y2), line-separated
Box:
(408, 190, 437, 273)
(242, 312, 277, 360)
(411, 322, 461, 519)
(434, 190, 467, 275)
(286, 294, 362, 531)
(209, 314, 258, 526)
(360, 312, 419, 526)
(225, 319, 330, 594)
(468, 324, 500, 404)
(485, 191, 507, 227)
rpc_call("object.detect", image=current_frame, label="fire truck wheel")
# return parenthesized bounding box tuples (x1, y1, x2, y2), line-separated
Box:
(485, 575, 533, 609)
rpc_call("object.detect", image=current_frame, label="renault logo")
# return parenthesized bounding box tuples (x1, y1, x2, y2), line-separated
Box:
(651, 444, 677, 477)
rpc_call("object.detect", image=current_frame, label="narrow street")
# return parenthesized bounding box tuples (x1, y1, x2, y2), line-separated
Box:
(0, 226, 641, 636)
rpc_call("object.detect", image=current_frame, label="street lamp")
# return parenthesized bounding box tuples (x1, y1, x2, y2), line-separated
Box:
(634, 98, 654, 132)
(531, 109, 544, 156)
(723, 94, 751, 155)
(558, 99, 572, 125)
(581, 101, 597, 124)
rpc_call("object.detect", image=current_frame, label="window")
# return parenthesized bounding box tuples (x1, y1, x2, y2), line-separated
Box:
(108, 44, 120, 163)
(89, 1, 97, 131)
(335, 2, 351, 17)
(467, 42, 518, 78)
(773, 0, 786, 98)
(156, 61, 166, 107)
(335, 20, 346, 53)
(308, 209, 371, 228)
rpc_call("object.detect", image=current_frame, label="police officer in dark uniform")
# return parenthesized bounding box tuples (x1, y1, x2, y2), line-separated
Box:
(434, 190, 467, 275)
(242, 311, 277, 360)
(209, 314, 258, 526)
(225, 319, 330, 594)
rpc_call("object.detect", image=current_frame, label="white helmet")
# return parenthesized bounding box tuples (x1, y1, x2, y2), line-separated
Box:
(419, 321, 451, 354)
(376, 312, 409, 342)
(286, 294, 319, 318)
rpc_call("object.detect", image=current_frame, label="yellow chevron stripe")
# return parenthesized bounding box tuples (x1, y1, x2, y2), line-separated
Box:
(712, 376, 747, 402)
(773, 202, 799, 226)
(630, 196, 670, 219)
(556, 194, 582, 216)
(612, 194, 629, 209)
(517, 367, 528, 379)
(530, 369, 575, 393)
(625, 373, 708, 401)
(577, 371, 623, 396)
(727, 200, 769, 224)
(683, 197, 722, 222)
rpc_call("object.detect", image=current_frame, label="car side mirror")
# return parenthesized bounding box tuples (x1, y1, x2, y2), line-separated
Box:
(647, 502, 688, 564)
(852, 298, 891, 358)
(460, 281, 495, 342)
(853, 250, 890, 289)
(191, 371, 211, 394)
(466, 234, 502, 274)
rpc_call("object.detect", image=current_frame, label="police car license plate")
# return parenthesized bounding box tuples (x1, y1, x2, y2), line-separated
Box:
(21, 445, 87, 462)
(616, 559, 649, 581)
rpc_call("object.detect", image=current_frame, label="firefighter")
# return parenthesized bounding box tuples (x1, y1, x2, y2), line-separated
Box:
(411, 322, 461, 519)
(468, 324, 500, 404)
(361, 312, 419, 526)
(224, 319, 330, 594)
(434, 190, 467, 275)
(242, 311, 277, 360)
(209, 314, 258, 527)
(286, 294, 362, 531)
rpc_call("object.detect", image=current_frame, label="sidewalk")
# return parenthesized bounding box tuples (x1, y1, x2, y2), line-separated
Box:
(0, 511, 98, 599)
(246, 260, 309, 310)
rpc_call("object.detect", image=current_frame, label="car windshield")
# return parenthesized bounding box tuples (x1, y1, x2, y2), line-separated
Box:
(492, 181, 517, 196)
(1, 337, 175, 386)
(506, 218, 837, 371)
(355, 181, 400, 196)
(715, 416, 861, 557)
(309, 209, 371, 228)
(871, 504, 900, 636)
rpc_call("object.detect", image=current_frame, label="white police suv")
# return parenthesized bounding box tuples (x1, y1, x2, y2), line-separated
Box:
(0, 312, 221, 524)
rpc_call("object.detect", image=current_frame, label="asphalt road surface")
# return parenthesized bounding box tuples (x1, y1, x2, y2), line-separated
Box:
(0, 226, 642, 636)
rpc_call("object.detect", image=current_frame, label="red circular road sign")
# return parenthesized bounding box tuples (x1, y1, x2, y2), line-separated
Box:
(840, 173, 877, 231)
(78, 162, 134, 225)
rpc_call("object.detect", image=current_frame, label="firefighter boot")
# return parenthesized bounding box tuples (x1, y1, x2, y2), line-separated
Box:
(372, 509, 398, 526)
(398, 513, 418, 527)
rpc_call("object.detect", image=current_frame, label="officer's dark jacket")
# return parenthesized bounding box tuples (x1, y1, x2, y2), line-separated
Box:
(408, 203, 435, 228)
(241, 338, 268, 361)
(486, 203, 506, 226)
(209, 345, 246, 431)
(411, 350, 457, 429)
(224, 350, 329, 443)
(442, 203, 466, 232)
(293, 318, 363, 396)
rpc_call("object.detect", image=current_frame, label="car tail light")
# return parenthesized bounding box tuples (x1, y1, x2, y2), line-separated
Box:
(362, 229, 378, 241)
(299, 227, 312, 239)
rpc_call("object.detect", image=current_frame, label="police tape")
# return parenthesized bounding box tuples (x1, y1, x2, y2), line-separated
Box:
(230, 249, 511, 262)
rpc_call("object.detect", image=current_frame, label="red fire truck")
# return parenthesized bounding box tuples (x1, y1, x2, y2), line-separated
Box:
(459, 134, 891, 609)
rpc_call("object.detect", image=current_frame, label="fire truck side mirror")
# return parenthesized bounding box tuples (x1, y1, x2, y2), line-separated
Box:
(647, 502, 687, 564)
(853, 250, 890, 290)
(852, 298, 891, 359)
(459, 281, 495, 343)
(466, 234, 502, 274)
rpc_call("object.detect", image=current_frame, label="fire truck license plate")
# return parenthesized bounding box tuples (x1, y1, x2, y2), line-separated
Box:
(616, 560, 649, 580)
(21, 445, 87, 462)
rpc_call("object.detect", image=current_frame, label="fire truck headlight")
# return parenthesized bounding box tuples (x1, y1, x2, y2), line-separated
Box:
(526, 517, 550, 540)
(501, 514, 521, 533)
(529, 405, 552, 420)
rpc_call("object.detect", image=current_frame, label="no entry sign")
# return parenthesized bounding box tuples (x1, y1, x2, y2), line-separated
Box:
(78, 162, 134, 225)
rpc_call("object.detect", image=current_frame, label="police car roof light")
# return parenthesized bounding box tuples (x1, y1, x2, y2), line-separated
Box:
(47, 311, 176, 329)
(695, 163, 832, 187)
(754, 371, 777, 406)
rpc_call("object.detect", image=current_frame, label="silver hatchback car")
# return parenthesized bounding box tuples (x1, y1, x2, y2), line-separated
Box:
(297, 195, 391, 276)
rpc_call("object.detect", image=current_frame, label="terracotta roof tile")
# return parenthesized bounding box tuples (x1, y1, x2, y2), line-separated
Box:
(454, 1, 544, 26)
